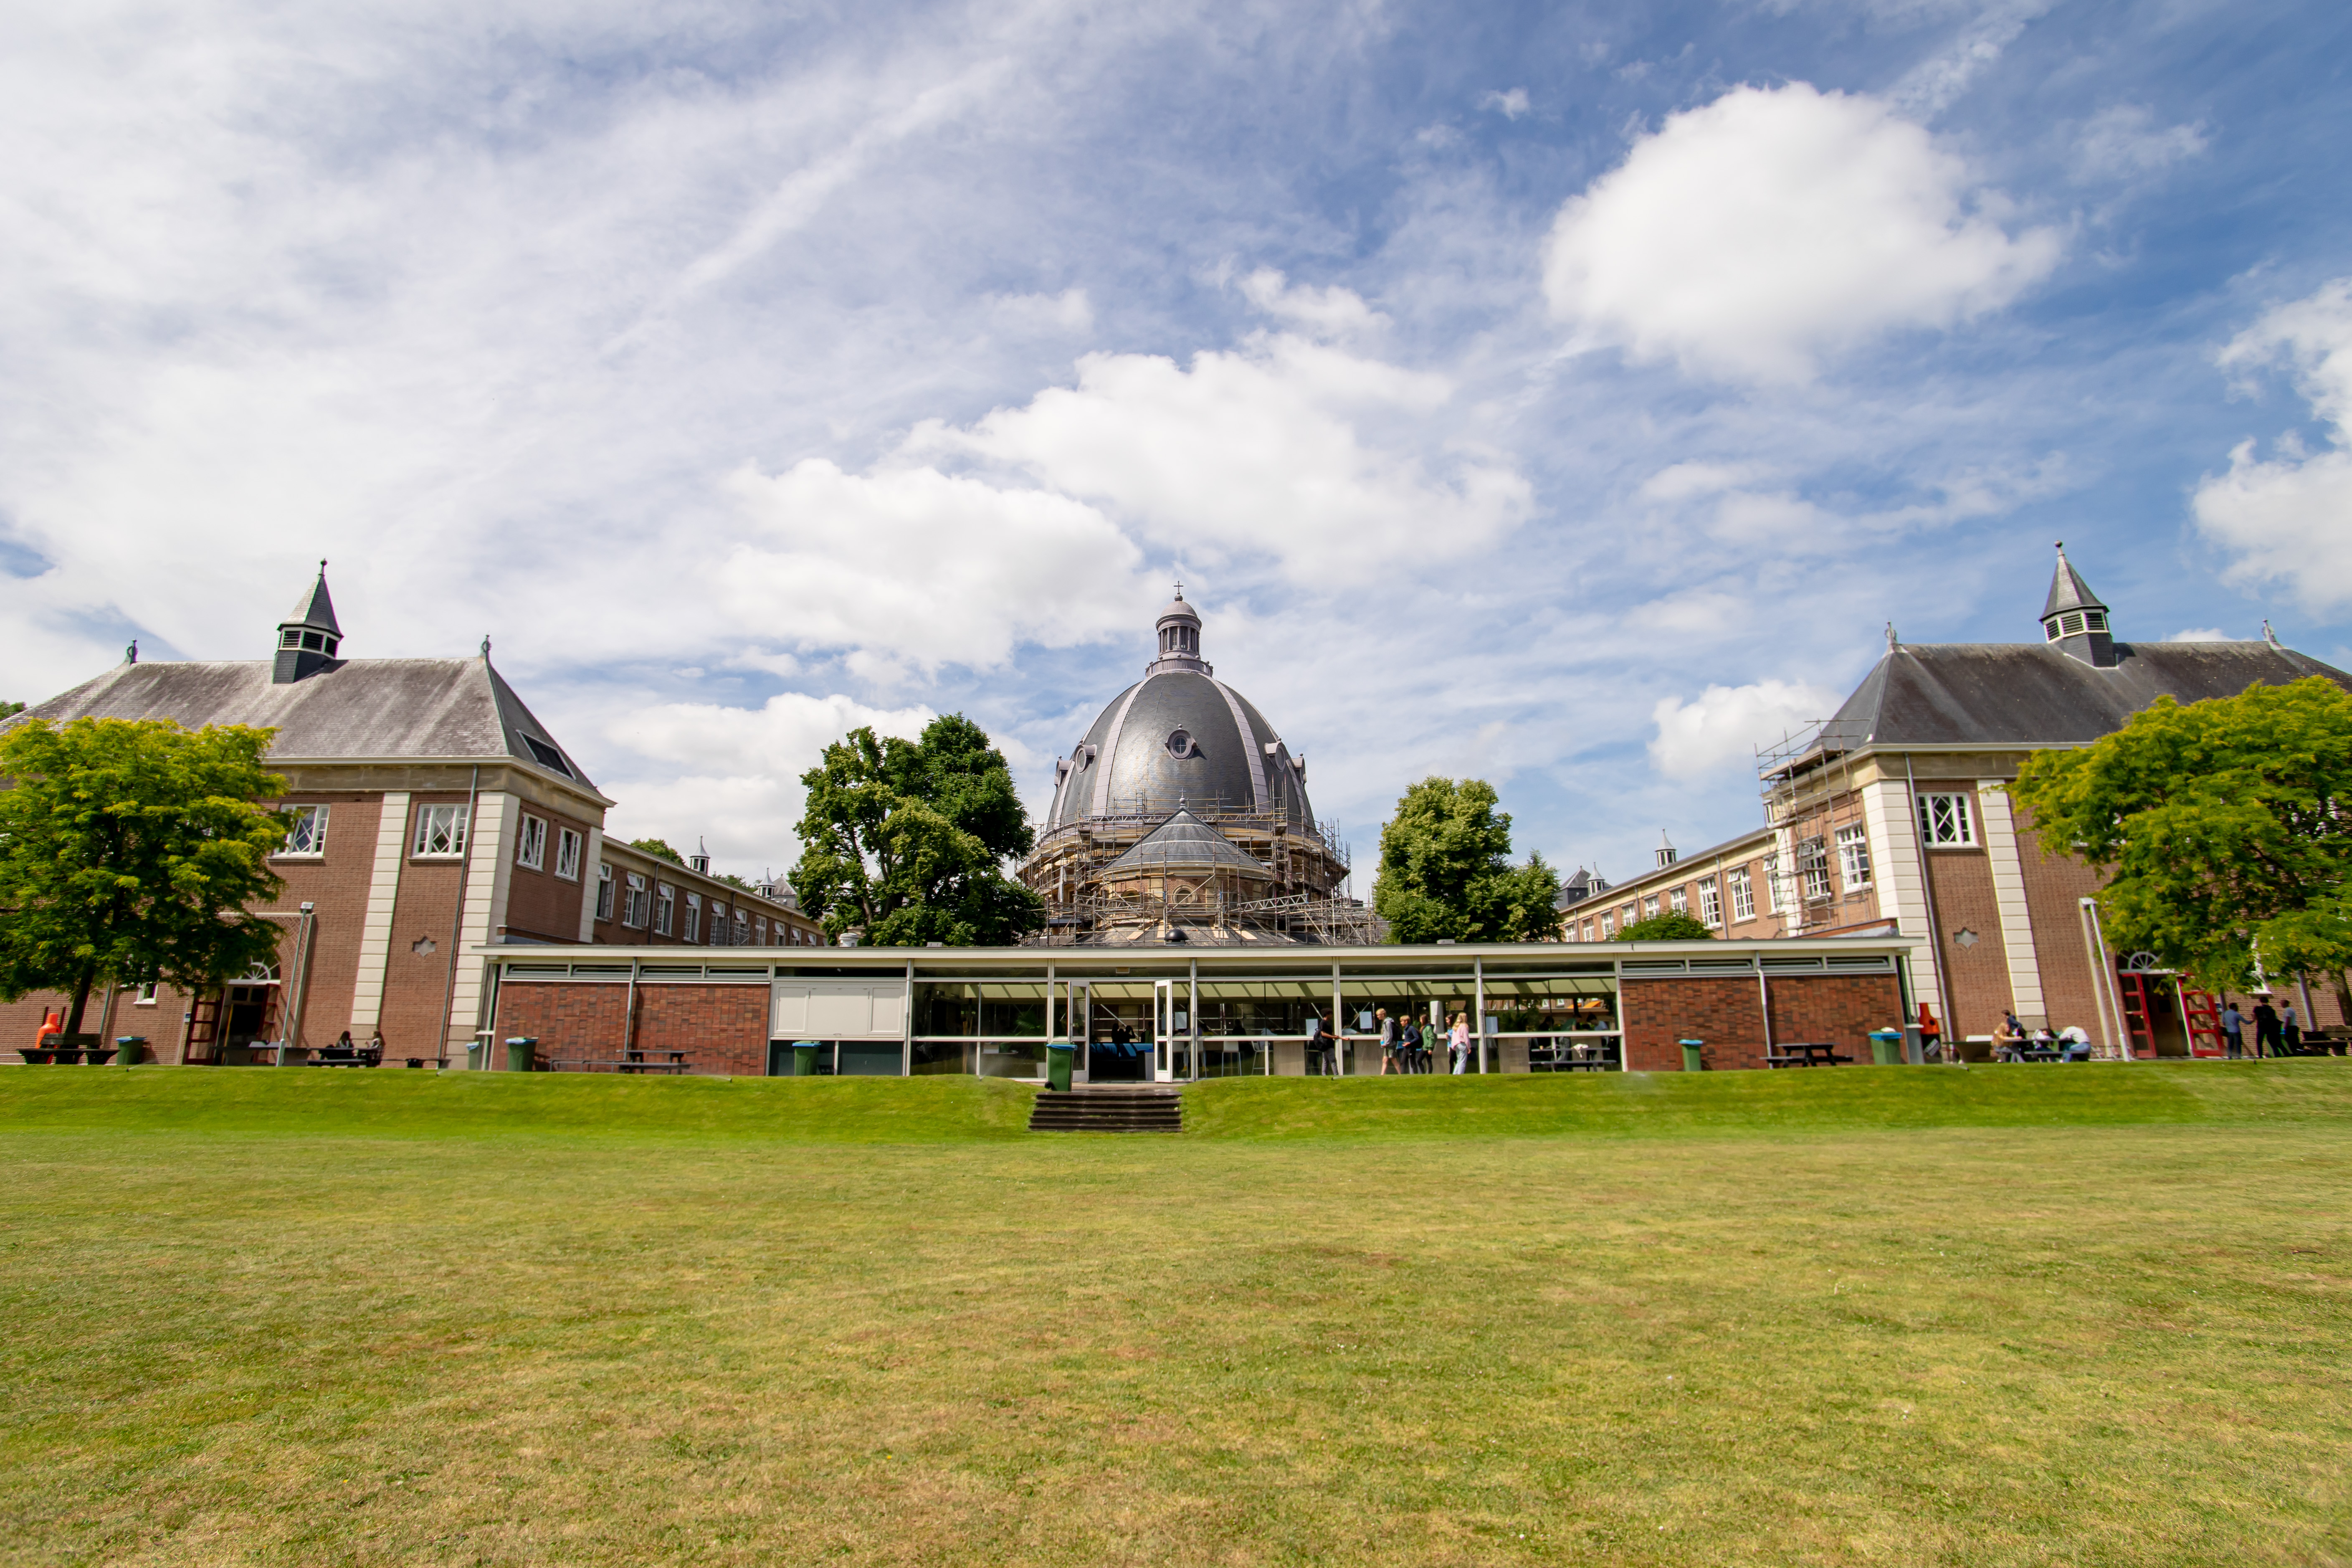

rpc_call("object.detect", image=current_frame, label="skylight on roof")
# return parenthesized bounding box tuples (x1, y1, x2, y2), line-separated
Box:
(523, 736, 572, 777)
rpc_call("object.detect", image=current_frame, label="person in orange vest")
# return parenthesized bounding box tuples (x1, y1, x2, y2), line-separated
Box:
(1917, 1003, 1943, 1062)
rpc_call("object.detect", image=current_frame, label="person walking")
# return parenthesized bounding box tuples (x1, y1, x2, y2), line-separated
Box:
(1304, 1012, 1330, 1076)
(1400, 1016, 1423, 1073)
(2253, 998, 2283, 1058)
(1448, 1012, 1471, 1075)
(2220, 1000, 2245, 1059)
(2282, 1000, 2303, 1054)
(1376, 1008, 1398, 1074)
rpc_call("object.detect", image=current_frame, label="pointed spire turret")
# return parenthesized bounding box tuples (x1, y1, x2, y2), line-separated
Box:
(2039, 542, 2117, 668)
(273, 560, 344, 683)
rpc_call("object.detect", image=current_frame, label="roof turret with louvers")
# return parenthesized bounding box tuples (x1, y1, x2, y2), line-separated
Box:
(2040, 541, 2115, 667)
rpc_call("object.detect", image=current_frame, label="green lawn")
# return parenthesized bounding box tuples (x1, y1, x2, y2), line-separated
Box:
(4, 1064, 2349, 1565)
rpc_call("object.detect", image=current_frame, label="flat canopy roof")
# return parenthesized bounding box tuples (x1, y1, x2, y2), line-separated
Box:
(481, 935, 1919, 981)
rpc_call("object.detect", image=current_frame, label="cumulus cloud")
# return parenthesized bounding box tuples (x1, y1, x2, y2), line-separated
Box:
(720, 459, 1150, 675)
(1480, 87, 1531, 119)
(1648, 679, 1845, 778)
(929, 336, 1531, 582)
(601, 691, 937, 873)
(1543, 83, 2063, 382)
(2164, 627, 2237, 643)
(2193, 279, 2352, 616)
(1237, 268, 1388, 339)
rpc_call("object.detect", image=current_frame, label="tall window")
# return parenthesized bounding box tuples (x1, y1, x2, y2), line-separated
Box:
(413, 803, 468, 857)
(707, 902, 729, 947)
(555, 827, 582, 882)
(281, 804, 330, 856)
(1918, 792, 1976, 846)
(1798, 836, 1832, 902)
(595, 862, 615, 922)
(1697, 877, 1722, 928)
(683, 893, 701, 944)
(754, 917, 768, 945)
(734, 908, 750, 945)
(516, 814, 547, 871)
(622, 872, 650, 928)
(1836, 824, 1872, 888)
(1642, 895, 1660, 921)
(1669, 887, 1688, 915)
(1764, 852, 1783, 912)
(653, 882, 675, 936)
(1599, 913, 1613, 938)
(1729, 867, 1755, 922)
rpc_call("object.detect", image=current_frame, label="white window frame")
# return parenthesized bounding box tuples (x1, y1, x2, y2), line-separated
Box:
(1729, 867, 1755, 923)
(684, 892, 701, 944)
(1918, 792, 1977, 848)
(1836, 823, 1872, 889)
(413, 803, 469, 858)
(1798, 836, 1833, 902)
(1764, 852, 1783, 913)
(515, 813, 547, 871)
(1642, 895, 1660, 922)
(734, 908, 750, 944)
(1668, 887, 1688, 916)
(554, 827, 582, 882)
(280, 803, 330, 858)
(1599, 913, 1613, 939)
(595, 861, 615, 922)
(1697, 877, 1721, 928)
(135, 981, 158, 1006)
(755, 917, 768, 946)
(621, 871, 650, 929)
(653, 882, 675, 936)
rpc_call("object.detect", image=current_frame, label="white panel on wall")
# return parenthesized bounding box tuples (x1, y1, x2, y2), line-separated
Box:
(809, 990, 870, 1036)
(770, 985, 809, 1036)
(867, 986, 904, 1036)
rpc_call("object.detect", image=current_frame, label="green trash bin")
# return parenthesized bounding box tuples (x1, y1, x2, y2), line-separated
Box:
(1679, 1038, 1704, 1072)
(505, 1036, 537, 1072)
(1868, 1029, 1903, 1066)
(792, 1041, 820, 1077)
(114, 1037, 146, 1066)
(1046, 1042, 1074, 1093)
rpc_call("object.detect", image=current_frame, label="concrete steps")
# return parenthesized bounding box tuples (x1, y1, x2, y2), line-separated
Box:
(1028, 1086, 1183, 1133)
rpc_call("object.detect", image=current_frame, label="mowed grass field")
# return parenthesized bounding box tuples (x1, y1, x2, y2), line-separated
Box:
(3, 1065, 2349, 1567)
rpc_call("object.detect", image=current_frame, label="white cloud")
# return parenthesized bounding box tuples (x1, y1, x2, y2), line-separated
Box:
(2194, 279, 2352, 616)
(930, 335, 1531, 583)
(1237, 268, 1388, 339)
(1648, 679, 1845, 778)
(989, 288, 1095, 334)
(2165, 627, 2237, 643)
(1480, 87, 1531, 119)
(720, 458, 1150, 675)
(2073, 105, 2209, 181)
(1543, 82, 2063, 382)
(601, 690, 935, 874)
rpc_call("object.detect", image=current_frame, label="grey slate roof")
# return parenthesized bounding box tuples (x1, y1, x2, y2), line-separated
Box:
(1100, 809, 1273, 879)
(2041, 547, 2106, 619)
(1820, 640, 2350, 751)
(8, 656, 596, 788)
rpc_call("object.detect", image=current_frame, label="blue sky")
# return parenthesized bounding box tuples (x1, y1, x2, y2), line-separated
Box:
(4, 0, 2349, 889)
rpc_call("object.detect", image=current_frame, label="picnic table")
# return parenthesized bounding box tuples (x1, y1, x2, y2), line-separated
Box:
(547, 1051, 691, 1074)
(308, 1047, 382, 1068)
(1765, 1042, 1853, 1068)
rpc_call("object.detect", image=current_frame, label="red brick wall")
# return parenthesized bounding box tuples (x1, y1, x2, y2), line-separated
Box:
(1621, 972, 1904, 1071)
(634, 983, 771, 1076)
(503, 804, 594, 943)
(1621, 978, 1769, 1070)
(492, 981, 630, 1066)
(2011, 807, 2110, 1036)
(271, 793, 382, 1049)
(382, 792, 471, 1058)
(1923, 845, 2010, 1039)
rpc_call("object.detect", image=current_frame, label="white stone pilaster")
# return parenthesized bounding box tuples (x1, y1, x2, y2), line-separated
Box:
(1975, 780, 2047, 1023)
(1862, 773, 1946, 1021)
(577, 826, 604, 943)
(445, 791, 518, 1063)
(347, 791, 409, 1033)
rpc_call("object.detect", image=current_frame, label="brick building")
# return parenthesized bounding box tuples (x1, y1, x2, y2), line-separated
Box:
(1562, 546, 2352, 1054)
(1, 568, 820, 1065)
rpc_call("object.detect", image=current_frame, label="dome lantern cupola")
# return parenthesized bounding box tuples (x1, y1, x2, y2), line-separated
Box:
(1148, 583, 1209, 676)
(2041, 542, 2116, 668)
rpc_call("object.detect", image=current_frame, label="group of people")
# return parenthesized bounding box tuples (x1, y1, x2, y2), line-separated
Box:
(1299, 1009, 1477, 1075)
(2220, 997, 2305, 1058)
(1993, 1014, 2092, 1062)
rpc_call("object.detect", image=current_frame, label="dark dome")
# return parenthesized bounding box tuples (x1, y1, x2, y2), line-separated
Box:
(1047, 593, 1313, 831)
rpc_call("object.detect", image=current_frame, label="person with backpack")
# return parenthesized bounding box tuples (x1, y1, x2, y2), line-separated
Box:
(1376, 1008, 1398, 1074)
(1448, 1012, 1472, 1074)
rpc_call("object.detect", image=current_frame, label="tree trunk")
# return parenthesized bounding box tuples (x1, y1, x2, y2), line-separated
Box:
(2330, 969, 2352, 1034)
(63, 968, 94, 1038)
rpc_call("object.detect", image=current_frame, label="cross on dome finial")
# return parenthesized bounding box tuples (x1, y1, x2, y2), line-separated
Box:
(1173, 578, 1184, 599)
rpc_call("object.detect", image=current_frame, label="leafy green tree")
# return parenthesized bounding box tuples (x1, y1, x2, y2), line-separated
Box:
(0, 702, 22, 719)
(628, 837, 685, 864)
(0, 718, 290, 1037)
(1373, 778, 1562, 943)
(1614, 911, 1715, 942)
(791, 714, 1043, 946)
(2011, 676, 2352, 1016)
